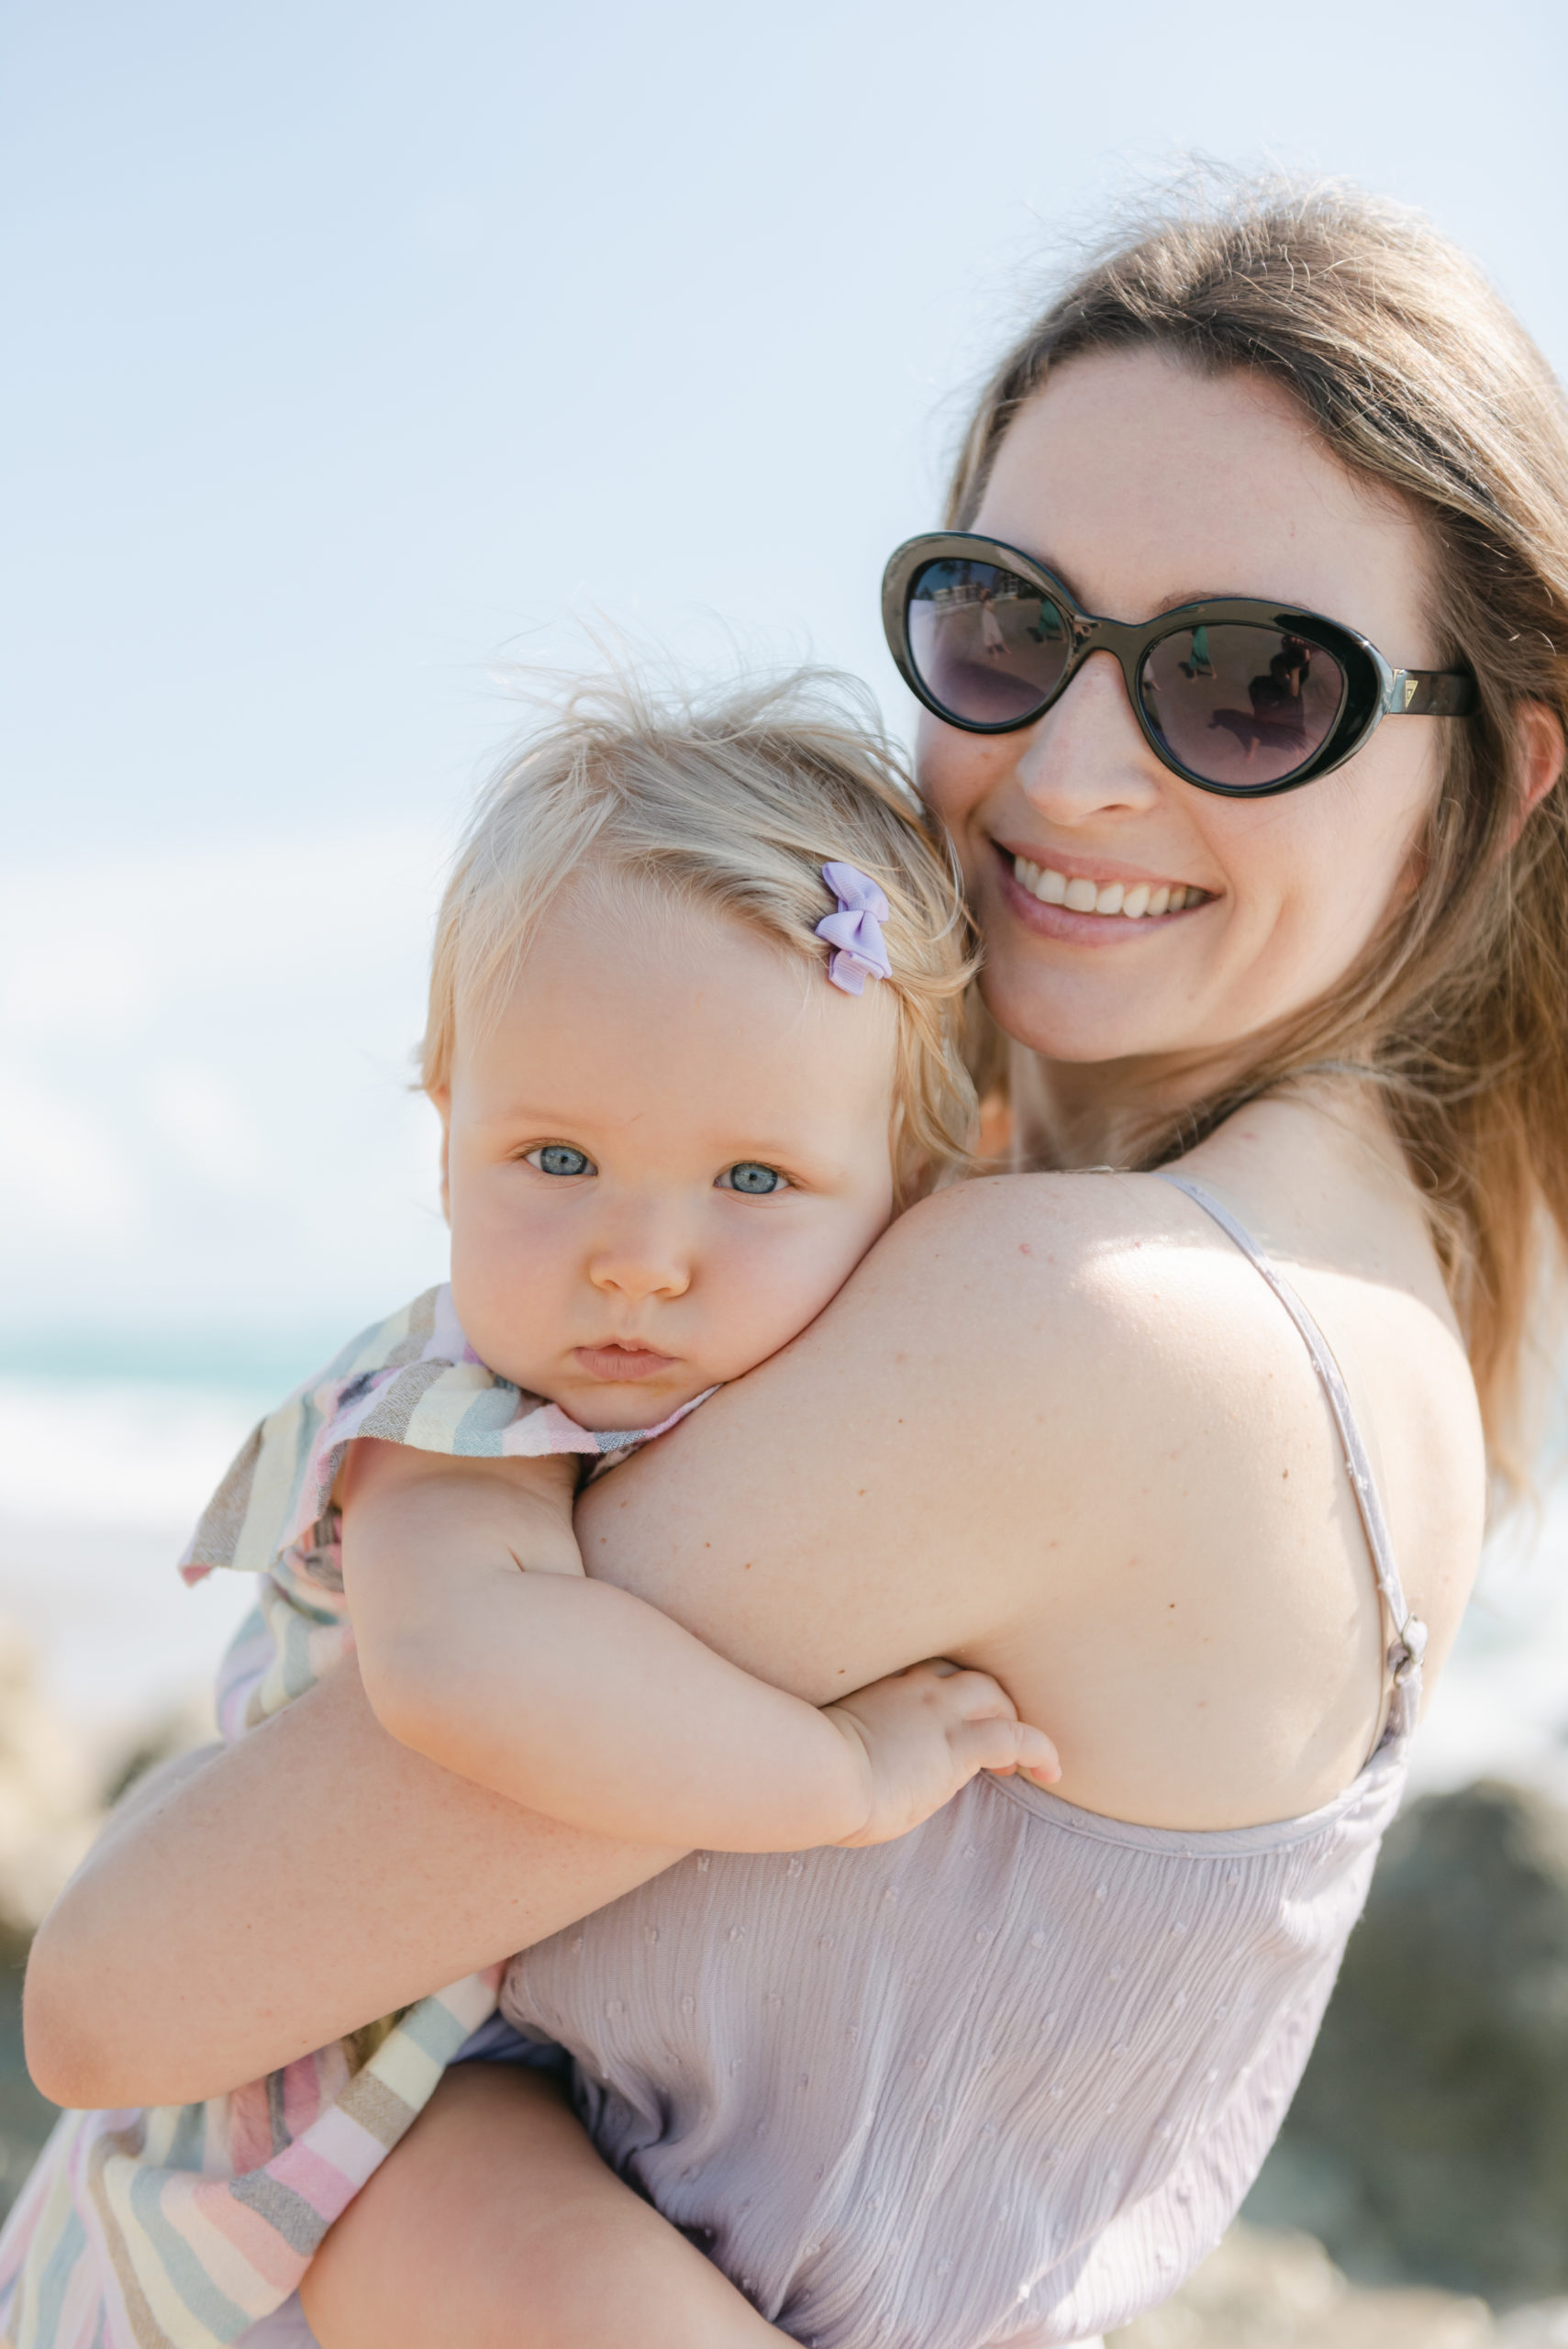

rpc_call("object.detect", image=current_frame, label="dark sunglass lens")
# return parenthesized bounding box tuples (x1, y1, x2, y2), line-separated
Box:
(906, 560, 1072, 727)
(1140, 625, 1346, 787)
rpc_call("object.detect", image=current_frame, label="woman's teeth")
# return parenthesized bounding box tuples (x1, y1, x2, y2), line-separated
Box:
(1012, 856, 1202, 919)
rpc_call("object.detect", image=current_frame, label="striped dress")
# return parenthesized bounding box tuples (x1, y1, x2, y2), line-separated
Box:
(0, 1288, 703, 2349)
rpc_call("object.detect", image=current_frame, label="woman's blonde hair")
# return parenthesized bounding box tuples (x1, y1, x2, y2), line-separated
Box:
(949, 179, 1568, 1480)
(422, 669, 977, 1206)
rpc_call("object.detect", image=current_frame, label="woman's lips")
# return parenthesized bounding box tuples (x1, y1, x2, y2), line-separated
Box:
(573, 1343, 678, 1382)
(995, 844, 1211, 944)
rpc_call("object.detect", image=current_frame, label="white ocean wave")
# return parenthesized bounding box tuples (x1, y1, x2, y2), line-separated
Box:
(0, 1375, 269, 1531)
(0, 1510, 256, 1738)
(0, 1376, 272, 1732)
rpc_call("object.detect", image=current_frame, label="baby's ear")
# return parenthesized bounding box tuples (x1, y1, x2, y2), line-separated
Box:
(428, 1085, 452, 1222)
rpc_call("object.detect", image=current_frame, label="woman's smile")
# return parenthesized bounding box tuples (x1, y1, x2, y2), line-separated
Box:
(999, 841, 1215, 937)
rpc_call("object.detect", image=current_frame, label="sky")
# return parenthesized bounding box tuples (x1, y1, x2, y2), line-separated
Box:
(6, 0, 1568, 1375)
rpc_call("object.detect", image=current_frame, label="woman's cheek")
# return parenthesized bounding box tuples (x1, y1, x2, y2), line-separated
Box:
(913, 715, 987, 842)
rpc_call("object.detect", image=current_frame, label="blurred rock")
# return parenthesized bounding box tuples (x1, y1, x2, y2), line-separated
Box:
(1111, 2223, 1494, 2345)
(1498, 2306, 1568, 2347)
(0, 1621, 100, 1937)
(1246, 1779, 1568, 2306)
(0, 1623, 97, 2221)
(0, 1916, 57, 2228)
(99, 1691, 217, 1810)
(0, 1620, 217, 2223)
(0, 1612, 213, 1938)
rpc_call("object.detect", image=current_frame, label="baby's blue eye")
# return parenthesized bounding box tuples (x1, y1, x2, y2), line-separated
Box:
(527, 1144, 595, 1178)
(718, 1162, 789, 1196)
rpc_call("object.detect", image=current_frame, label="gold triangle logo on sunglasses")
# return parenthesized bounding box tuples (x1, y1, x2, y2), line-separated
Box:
(882, 533, 1476, 797)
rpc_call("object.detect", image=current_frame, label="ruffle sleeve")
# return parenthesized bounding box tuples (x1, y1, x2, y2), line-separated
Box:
(178, 1285, 614, 1586)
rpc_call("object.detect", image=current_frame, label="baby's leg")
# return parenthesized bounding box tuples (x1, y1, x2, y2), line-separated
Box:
(298, 2062, 784, 2349)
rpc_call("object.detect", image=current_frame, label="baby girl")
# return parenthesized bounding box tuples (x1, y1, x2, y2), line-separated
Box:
(0, 672, 1055, 2349)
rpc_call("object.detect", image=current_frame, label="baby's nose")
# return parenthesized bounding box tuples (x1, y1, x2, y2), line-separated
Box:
(587, 1227, 693, 1303)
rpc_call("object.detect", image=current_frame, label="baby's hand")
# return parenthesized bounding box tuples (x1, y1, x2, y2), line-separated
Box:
(825, 1660, 1060, 1848)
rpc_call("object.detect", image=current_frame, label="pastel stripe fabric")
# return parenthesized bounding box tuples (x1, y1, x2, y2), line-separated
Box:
(0, 1290, 698, 2349)
(0, 1973, 500, 2349)
(180, 1286, 706, 1597)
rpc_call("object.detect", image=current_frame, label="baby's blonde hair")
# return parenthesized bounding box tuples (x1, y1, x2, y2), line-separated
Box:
(422, 669, 977, 1205)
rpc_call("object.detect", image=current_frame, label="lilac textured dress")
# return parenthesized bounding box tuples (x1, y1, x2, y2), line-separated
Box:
(488, 1177, 1429, 2347)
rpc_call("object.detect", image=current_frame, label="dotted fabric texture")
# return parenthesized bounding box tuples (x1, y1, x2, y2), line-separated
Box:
(503, 1739, 1407, 2347)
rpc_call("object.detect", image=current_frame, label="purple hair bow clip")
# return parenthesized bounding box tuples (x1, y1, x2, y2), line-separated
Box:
(816, 862, 892, 996)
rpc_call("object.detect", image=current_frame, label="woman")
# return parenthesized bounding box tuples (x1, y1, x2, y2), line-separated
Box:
(17, 184, 1568, 2348)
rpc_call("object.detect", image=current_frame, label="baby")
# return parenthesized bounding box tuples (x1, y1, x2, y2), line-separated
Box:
(0, 672, 1055, 2349)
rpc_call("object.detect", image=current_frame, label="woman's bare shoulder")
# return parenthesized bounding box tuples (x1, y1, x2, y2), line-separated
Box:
(584, 1152, 1484, 1826)
(577, 1170, 1295, 1685)
(849, 1166, 1300, 1405)
(891, 1163, 1480, 1819)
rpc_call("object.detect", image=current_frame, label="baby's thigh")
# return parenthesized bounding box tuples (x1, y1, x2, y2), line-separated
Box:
(298, 2062, 781, 2349)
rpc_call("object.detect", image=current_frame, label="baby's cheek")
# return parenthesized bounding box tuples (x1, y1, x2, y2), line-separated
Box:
(448, 1207, 549, 1383)
(707, 1220, 884, 1377)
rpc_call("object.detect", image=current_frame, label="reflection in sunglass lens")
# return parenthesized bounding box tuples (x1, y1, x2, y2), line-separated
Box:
(1140, 625, 1346, 787)
(906, 560, 1073, 727)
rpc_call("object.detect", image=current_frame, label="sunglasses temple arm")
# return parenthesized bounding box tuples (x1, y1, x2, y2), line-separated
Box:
(1385, 669, 1478, 718)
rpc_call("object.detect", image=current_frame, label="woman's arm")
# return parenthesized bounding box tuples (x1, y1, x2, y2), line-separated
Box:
(25, 1664, 681, 2108)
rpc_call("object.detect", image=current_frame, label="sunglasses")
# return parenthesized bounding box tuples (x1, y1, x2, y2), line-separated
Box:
(882, 533, 1477, 796)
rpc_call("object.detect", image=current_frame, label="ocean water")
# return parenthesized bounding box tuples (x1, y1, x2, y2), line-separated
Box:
(3, 1363, 1568, 1797)
(0, 1372, 274, 1743)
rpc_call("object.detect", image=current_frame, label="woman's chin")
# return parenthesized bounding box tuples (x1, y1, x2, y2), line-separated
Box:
(980, 969, 1203, 1070)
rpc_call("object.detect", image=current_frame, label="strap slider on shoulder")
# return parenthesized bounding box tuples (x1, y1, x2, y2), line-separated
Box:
(1389, 1615, 1429, 1687)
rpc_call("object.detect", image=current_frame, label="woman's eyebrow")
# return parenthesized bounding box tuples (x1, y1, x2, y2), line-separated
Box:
(1011, 551, 1229, 622)
(1149, 586, 1223, 617)
(1083, 586, 1225, 621)
(1013, 543, 1081, 601)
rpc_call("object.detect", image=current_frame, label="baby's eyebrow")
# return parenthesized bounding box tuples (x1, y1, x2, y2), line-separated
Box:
(463, 1100, 598, 1130)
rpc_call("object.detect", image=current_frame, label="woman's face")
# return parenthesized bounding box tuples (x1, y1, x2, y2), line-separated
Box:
(917, 348, 1445, 1080)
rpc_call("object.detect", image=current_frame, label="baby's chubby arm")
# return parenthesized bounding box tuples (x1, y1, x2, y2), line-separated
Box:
(339, 1439, 1058, 1852)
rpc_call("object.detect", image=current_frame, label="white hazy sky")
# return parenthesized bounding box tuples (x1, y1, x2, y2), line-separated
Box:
(6, 0, 1568, 1369)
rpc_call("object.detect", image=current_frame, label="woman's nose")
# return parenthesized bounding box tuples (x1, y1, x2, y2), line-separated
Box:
(1013, 651, 1165, 823)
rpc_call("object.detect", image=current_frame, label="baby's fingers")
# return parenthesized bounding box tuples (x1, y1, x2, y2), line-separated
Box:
(919, 1664, 1062, 1780)
(922, 1664, 1020, 1724)
(948, 1715, 1062, 1787)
